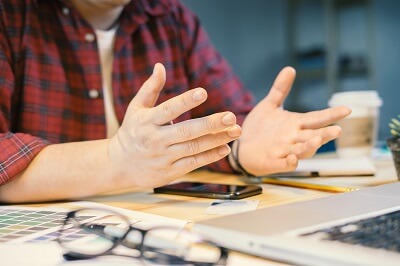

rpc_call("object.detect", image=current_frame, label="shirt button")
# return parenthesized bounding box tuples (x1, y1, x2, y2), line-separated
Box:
(62, 7, 69, 15)
(88, 89, 100, 99)
(84, 33, 95, 43)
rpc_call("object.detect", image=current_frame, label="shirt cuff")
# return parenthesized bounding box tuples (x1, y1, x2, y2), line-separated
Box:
(0, 132, 49, 185)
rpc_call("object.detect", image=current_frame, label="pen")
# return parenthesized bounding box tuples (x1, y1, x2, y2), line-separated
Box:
(262, 178, 359, 193)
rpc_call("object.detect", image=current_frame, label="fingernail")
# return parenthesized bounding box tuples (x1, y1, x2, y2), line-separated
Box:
(222, 113, 236, 125)
(227, 125, 242, 137)
(193, 89, 205, 101)
(218, 145, 231, 156)
(152, 63, 158, 74)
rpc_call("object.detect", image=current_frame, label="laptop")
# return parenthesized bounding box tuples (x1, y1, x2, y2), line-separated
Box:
(194, 182, 400, 266)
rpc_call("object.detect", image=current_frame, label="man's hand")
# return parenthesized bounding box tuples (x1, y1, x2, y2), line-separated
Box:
(238, 67, 351, 176)
(108, 63, 242, 187)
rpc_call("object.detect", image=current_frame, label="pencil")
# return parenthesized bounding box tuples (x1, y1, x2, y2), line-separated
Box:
(262, 178, 359, 193)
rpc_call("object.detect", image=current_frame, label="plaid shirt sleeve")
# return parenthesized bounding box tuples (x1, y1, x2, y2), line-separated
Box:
(0, 7, 49, 185)
(0, 0, 256, 186)
(174, 2, 255, 173)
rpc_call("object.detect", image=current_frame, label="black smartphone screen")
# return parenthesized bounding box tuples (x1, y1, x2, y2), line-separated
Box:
(153, 182, 262, 200)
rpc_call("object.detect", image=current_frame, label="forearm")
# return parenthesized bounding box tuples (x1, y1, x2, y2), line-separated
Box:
(0, 139, 130, 203)
(0, 65, 242, 203)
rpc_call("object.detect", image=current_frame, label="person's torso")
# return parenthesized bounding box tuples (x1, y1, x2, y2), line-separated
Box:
(8, 0, 191, 143)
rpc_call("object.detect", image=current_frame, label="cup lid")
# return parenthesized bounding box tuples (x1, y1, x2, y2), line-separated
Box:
(328, 90, 382, 107)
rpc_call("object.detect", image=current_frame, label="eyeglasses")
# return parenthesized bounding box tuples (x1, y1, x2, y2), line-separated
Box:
(57, 207, 228, 265)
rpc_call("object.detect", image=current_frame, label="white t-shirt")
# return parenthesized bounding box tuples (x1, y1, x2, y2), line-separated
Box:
(95, 28, 119, 138)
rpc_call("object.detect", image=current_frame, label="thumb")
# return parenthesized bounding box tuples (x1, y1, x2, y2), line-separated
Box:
(132, 63, 166, 108)
(263, 66, 296, 108)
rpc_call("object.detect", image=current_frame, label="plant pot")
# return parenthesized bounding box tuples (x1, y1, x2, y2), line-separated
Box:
(387, 138, 400, 180)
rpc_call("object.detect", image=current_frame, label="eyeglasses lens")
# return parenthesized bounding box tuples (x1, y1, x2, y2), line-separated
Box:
(58, 209, 132, 256)
(142, 228, 223, 264)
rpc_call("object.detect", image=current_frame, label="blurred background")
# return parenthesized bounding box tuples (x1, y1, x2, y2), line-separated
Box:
(182, 0, 399, 146)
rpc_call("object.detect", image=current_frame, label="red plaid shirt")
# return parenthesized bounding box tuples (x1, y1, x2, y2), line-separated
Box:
(0, 0, 255, 185)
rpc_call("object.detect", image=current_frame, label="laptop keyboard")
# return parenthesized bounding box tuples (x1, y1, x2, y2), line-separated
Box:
(301, 209, 400, 253)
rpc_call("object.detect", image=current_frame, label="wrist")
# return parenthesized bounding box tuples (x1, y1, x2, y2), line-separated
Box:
(107, 136, 134, 186)
(228, 140, 255, 178)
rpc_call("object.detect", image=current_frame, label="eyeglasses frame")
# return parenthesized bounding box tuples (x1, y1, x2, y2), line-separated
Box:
(57, 207, 229, 265)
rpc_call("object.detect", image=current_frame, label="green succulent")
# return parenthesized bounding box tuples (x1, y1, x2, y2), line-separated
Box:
(389, 115, 400, 137)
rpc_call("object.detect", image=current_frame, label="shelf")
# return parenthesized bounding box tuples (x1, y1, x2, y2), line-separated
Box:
(335, 0, 369, 7)
(337, 66, 369, 78)
(287, 0, 374, 111)
(296, 68, 326, 80)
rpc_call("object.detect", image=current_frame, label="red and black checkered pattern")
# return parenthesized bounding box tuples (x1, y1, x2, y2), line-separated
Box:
(0, 0, 255, 184)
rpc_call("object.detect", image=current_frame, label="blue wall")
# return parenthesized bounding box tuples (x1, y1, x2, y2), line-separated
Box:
(182, 0, 288, 101)
(182, 0, 400, 140)
(374, 0, 400, 139)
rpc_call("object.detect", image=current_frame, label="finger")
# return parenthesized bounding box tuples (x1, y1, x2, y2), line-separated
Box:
(263, 154, 298, 175)
(132, 63, 166, 108)
(291, 136, 322, 159)
(161, 112, 238, 144)
(172, 144, 231, 174)
(318, 126, 342, 145)
(167, 125, 241, 159)
(294, 126, 342, 145)
(152, 88, 207, 126)
(300, 106, 351, 129)
(263, 67, 296, 108)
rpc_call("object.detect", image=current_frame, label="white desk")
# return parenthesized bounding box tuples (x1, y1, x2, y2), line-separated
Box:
(5, 157, 398, 265)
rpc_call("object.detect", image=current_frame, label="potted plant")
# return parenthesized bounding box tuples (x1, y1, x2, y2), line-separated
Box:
(387, 115, 400, 179)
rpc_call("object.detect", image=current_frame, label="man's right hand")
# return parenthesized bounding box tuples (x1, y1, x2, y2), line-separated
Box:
(108, 63, 242, 188)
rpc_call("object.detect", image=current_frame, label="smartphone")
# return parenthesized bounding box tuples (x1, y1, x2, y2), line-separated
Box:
(153, 182, 262, 200)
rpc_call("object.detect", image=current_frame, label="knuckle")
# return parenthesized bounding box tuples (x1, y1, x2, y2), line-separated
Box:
(180, 94, 190, 107)
(186, 140, 200, 153)
(162, 102, 174, 117)
(292, 131, 300, 140)
(178, 124, 192, 139)
(187, 156, 199, 169)
(214, 133, 226, 145)
(206, 150, 217, 162)
(205, 117, 218, 131)
(206, 148, 221, 163)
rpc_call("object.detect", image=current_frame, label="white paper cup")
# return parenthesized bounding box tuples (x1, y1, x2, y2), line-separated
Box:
(328, 90, 382, 157)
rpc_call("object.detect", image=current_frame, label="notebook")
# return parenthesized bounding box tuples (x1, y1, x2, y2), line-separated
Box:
(268, 156, 376, 177)
(0, 201, 186, 244)
(194, 182, 400, 266)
